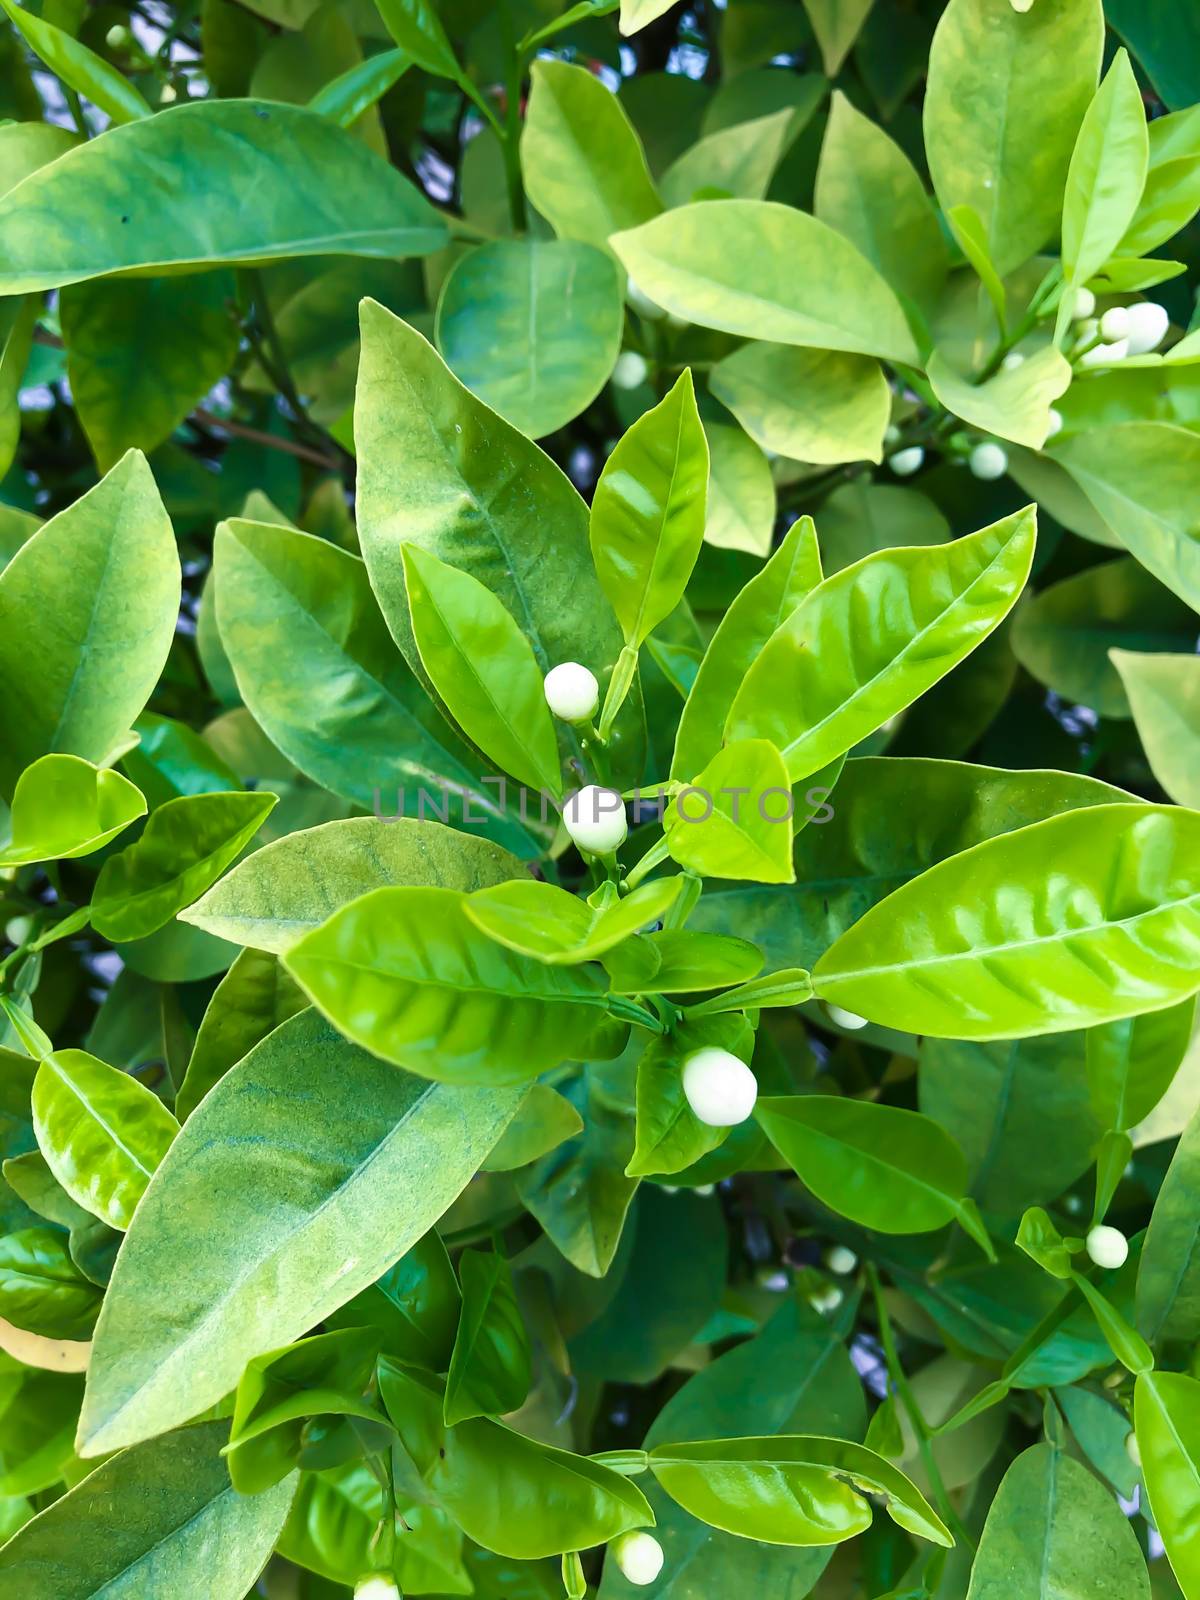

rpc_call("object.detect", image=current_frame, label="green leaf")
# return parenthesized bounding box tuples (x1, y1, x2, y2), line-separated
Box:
(0, 1421, 295, 1597)
(665, 740, 795, 884)
(465, 877, 682, 964)
(0, 1227, 101, 1339)
(1087, 1000, 1196, 1133)
(182, 815, 525, 953)
(0, 451, 179, 801)
(659, 109, 796, 208)
(591, 371, 708, 648)
(923, 0, 1104, 274)
(0, 755, 145, 867)
(78, 1009, 522, 1456)
(618, 0, 675, 34)
(756, 1096, 976, 1238)
(436, 239, 623, 438)
(91, 789, 276, 944)
(702, 421, 775, 558)
(379, 1362, 655, 1560)
(325, 1227, 460, 1369)
(1072, 1271, 1153, 1375)
(813, 803, 1200, 1039)
(0, 295, 36, 482)
(1050, 421, 1200, 611)
(815, 482, 950, 574)
(0, 121, 76, 196)
(727, 508, 1037, 781)
(1136, 1371, 1200, 1596)
(926, 345, 1073, 449)
(686, 968, 813, 1018)
(800, 0, 874, 75)
(671, 514, 822, 780)
(710, 343, 890, 467)
(1119, 106, 1200, 256)
(647, 1435, 951, 1548)
(213, 519, 533, 853)
(1137, 1101, 1200, 1345)
(283, 886, 609, 1084)
(60, 273, 238, 472)
(402, 544, 563, 797)
(0, 100, 446, 294)
(32, 1049, 178, 1231)
(0, 0, 151, 124)
(0, 1354, 82, 1499)
(444, 1249, 532, 1424)
(175, 946, 307, 1121)
(1011, 557, 1196, 718)
(1111, 649, 1200, 808)
(611, 200, 919, 365)
(627, 1015, 753, 1178)
(308, 45, 411, 125)
(1016, 1208, 1073, 1279)
(606, 930, 763, 995)
(482, 1083, 584, 1173)
(966, 1442, 1150, 1599)
(521, 59, 661, 249)
(371, 0, 459, 78)
(815, 90, 948, 315)
(1062, 48, 1149, 292)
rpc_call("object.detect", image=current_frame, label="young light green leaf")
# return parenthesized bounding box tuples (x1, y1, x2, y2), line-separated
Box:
(800, 0, 874, 75)
(710, 343, 890, 466)
(482, 1083, 585, 1172)
(32, 1049, 178, 1231)
(727, 508, 1037, 781)
(175, 947, 307, 1121)
(402, 544, 563, 798)
(465, 876, 682, 964)
(703, 421, 775, 558)
(1087, 1000, 1196, 1134)
(665, 740, 796, 885)
(0, 0, 151, 124)
(308, 45, 411, 125)
(444, 1249, 532, 1425)
(1111, 649, 1200, 808)
(371, 0, 459, 78)
(91, 790, 277, 944)
(1062, 48, 1149, 292)
(591, 370, 707, 649)
(611, 200, 919, 364)
(926, 345, 1073, 449)
(659, 109, 796, 208)
(1136, 1371, 1200, 1597)
(0, 755, 145, 867)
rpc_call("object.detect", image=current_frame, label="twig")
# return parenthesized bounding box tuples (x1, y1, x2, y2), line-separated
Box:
(190, 408, 343, 471)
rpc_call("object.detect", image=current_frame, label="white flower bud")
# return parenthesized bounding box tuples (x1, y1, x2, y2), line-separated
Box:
(563, 785, 627, 855)
(1086, 1224, 1129, 1271)
(106, 22, 131, 46)
(1001, 351, 1026, 370)
(1125, 301, 1170, 355)
(887, 446, 924, 477)
(612, 351, 649, 390)
(969, 442, 1009, 480)
(682, 1047, 758, 1126)
(1072, 286, 1096, 320)
(1099, 305, 1130, 342)
(612, 1531, 665, 1586)
(1046, 408, 1064, 438)
(809, 1285, 844, 1314)
(883, 423, 901, 446)
(543, 661, 599, 723)
(1125, 1431, 1142, 1469)
(1077, 337, 1128, 369)
(626, 278, 667, 321)
(827, 1245, 858, 1276)
(826, 1004, 869, 1030)
(355, 1578, 401, 1600)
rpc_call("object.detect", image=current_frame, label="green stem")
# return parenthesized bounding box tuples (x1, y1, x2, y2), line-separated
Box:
(623, 833, 671, 891)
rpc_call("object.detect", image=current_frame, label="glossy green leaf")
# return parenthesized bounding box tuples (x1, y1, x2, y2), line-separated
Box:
(606, 929, 763, 995)
(0, 101, 446, 294)
(923, 0, 1104, 274)
(815, 90, 948, 314)
(0, 0, 151, 124)
(611, 200, 919, 364)
(1119, 106, 1200, 256)
(927, 345, 1073, 449)
(402, 543, 563, 797)
(0, 295, 36, 482)
(756, 1095, 978, 1239)
(521, 59, 661, 249)
(0, 1421, 295, 1598)
(308, 45, 410, 125)
(813, 803, 1200, 1039)
(702, 421, 775, 558)
(665, 740, 795, 884)
(284, 886, 608, 1084)
(60, 273, 238, 472)
(727, 508, 1036, 781)
(465, 876, 681, 964)
(1012, 557, 1196, 718)
(1062, 49, 1149, 291)
(0, 451, 179, 801)
(371, 0, 457, 77)
(444, 1249, 532, 1424)
(1136, 1370, 1200, 1596)
(710, 342, 890, 467)
(175, 945, 307, 1121)
(1016, 1207, 1073, 1278)
(647, 1435, 951, 1548)
(591, 370, 708, 648)
(0, 1228, 101, 1339)
(78, 1009, 522, 1455)
(436, 238, 623, 438)
(0, 755, 145, 867)
(1088, 1000, 1196, 1133)
(32, 1049, 178, 1231)
(91, 790, 276, 943)
(1137, 1101, 1200, 1345)
(325, 1227, 460, 1368)
(1111, 649, 1200, 809)
(182, 815, 525, 953)
(671, 514, 822, 780)
(966, 1442, 1150, 1599)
